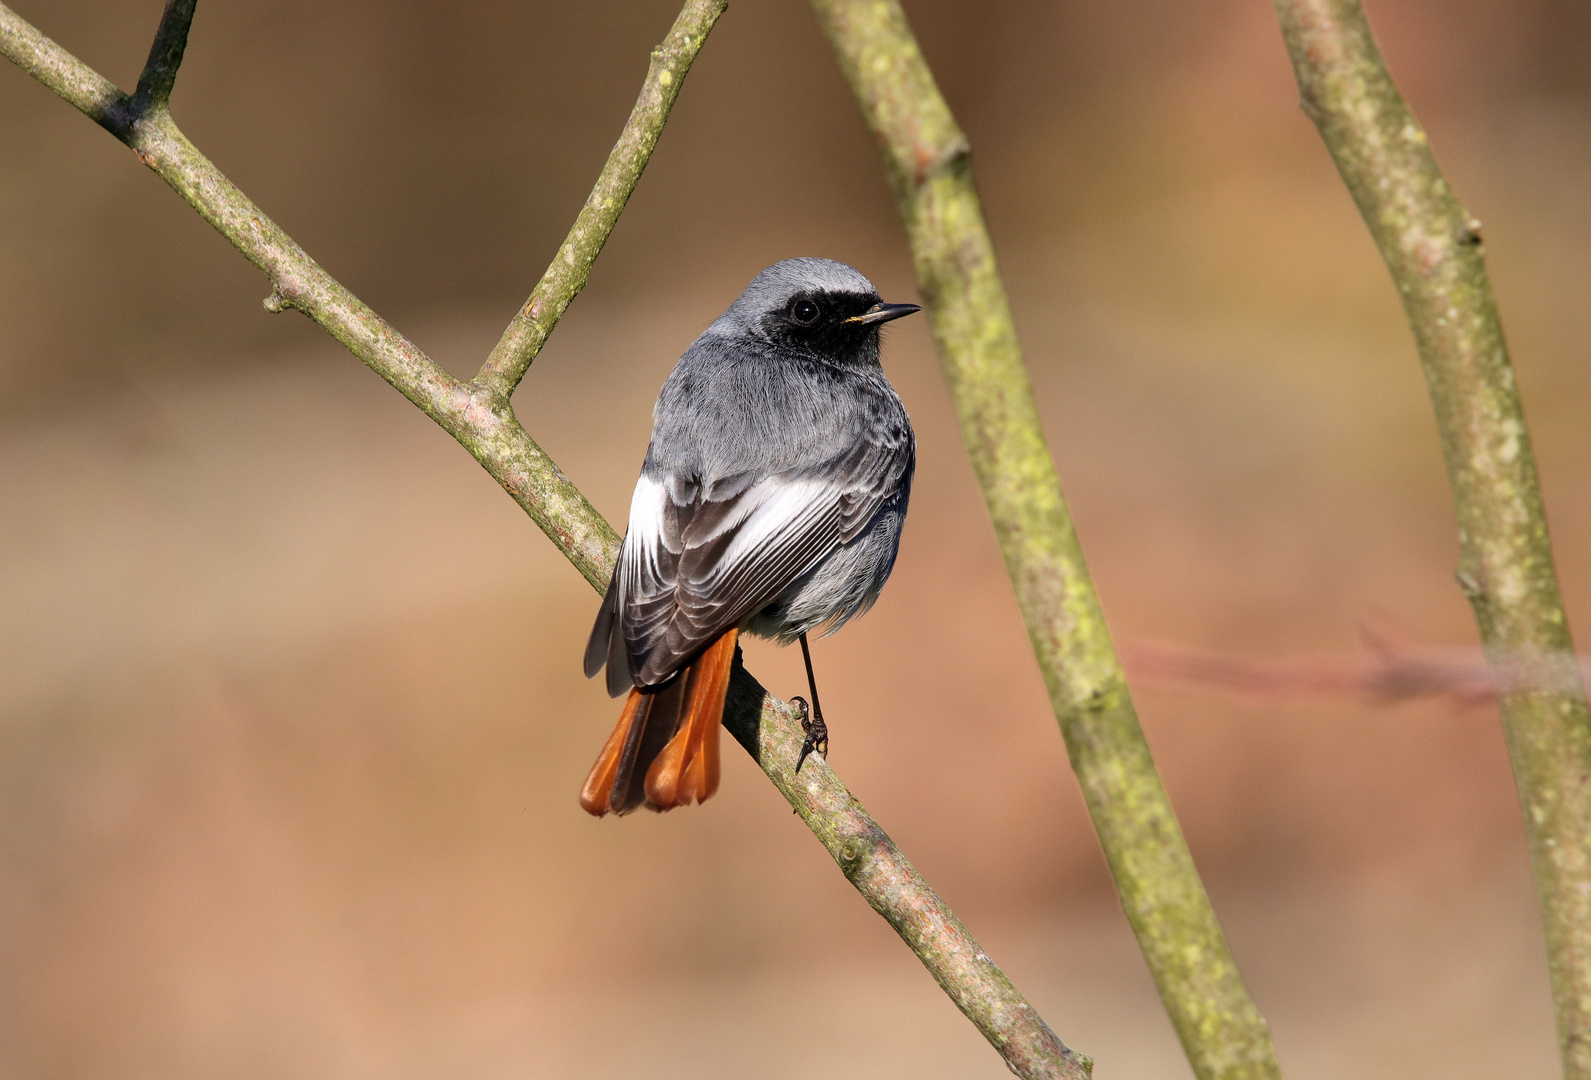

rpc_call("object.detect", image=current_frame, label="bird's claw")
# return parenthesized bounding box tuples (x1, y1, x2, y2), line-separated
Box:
(793, 695, 829, 774)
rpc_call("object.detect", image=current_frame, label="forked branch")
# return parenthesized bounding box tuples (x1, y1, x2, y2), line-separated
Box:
(0, 2, 1090, 1076)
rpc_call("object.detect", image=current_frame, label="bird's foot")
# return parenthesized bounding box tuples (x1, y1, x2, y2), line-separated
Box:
(792, 695, 829, 774)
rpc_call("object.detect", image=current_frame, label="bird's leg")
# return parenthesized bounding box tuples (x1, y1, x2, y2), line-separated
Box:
(794, 633, 829, 773)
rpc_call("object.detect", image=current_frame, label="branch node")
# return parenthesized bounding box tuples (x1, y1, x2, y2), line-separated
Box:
(262, 288, 291, 314)
(1455, 565, 1486, 600)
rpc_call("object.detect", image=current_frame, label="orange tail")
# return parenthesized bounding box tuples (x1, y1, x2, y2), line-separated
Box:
(580, 629, 737, 817)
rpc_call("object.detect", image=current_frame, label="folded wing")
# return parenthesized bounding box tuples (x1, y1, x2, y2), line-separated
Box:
(585, 433, 912, 696)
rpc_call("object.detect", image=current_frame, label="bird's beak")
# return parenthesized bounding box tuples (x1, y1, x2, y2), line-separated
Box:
(844, 302, 922, 326)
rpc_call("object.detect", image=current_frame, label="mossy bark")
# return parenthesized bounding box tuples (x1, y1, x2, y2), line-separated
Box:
(809, 3, 1284, 1079)
(1273, 3, 1591, 1076)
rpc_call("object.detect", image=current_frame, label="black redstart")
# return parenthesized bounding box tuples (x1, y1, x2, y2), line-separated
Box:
(581, 258, 919, 816)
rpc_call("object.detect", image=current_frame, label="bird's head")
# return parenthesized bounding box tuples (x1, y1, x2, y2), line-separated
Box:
(715, 257, 920, 367)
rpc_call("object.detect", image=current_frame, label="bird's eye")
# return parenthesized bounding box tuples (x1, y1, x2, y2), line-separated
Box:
(789, 299, 820, 326)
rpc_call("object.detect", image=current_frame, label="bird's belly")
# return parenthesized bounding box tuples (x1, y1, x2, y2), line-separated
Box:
(744, 500, 906, 644)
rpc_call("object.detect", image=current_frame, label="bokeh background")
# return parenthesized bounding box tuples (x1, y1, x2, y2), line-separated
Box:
(3, 0, 1590, 1076)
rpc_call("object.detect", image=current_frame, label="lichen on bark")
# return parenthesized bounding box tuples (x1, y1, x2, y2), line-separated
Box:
(1273, 3, 1591, 1076)
(810, 3, 1284, 1079)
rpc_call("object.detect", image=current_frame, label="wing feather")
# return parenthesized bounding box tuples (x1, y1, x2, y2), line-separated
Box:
(593, 422, 913, 692)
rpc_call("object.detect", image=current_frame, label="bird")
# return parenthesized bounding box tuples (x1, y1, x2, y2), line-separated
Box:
(580, 258, 920, 816)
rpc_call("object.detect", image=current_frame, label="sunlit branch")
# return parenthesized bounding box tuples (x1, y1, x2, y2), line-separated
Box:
(1272, 5, 1591, 1075)
(810, 2, 1284, 1079)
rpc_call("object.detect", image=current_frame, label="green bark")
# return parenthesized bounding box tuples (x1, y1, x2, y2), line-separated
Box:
(810, 3, 1284, 1079)
(1273, 3, 1591, 1076)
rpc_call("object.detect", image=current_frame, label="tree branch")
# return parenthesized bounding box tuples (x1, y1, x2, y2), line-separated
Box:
(808, 3, 1285, 1079)
(476, 0, 720, 395)
(0, 4, 1091, 1076)
(2, 1, 617, 587)
(0, 2, 130, 134)
(722, 664, 1093, 1080)
(130, 0, 195, 116)
(1271, 4, 1591, 1075)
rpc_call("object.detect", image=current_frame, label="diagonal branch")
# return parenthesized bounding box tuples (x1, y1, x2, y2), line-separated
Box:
(130, 0, 196, 116)
(0, 1, 131, 134)
(1271, 3, 1591, 1077)
(0, 3, 1092, 1076)
(809, 3, 1285, 1079)
(722, 664, 1092, 1080)
(1, 0, 615, 587)
(476, 0, 719, 395)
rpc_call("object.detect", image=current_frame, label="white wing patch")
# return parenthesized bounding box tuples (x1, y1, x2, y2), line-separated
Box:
(625, 475, 666, 547)
(610, 435, 910, 689)
(714, 477, 832, 569)
(622, 475, 669, 587)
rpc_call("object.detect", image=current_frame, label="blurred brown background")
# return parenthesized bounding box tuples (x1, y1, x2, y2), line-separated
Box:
(2, 0, 1590, 1076)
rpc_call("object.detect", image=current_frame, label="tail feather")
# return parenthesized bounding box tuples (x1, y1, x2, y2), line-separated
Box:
(645, 629, 734, 808)
(611, 677, 685, 813)
(580, 628, 737, 817)
(579, 689, 640, 815)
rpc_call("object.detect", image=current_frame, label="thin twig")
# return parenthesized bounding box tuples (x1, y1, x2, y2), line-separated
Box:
(1271, 5, 1591, 1075)
(476, 1, 719, 395)
(1126, 615, 1591, 707)
(1124, 638, 1500, 707)
(130, 0, 196, 116)
(0, 4, 1090, 1075)
(1124, 614, 1500, 706)
(808, 3, 1285, 1079)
